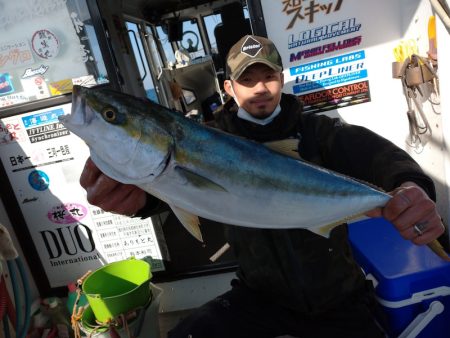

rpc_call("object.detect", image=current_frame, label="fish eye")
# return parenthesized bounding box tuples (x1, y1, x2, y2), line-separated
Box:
(102, 108, 117, 122)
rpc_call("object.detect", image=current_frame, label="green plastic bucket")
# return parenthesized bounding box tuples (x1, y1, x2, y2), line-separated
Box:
(80, 303, 145, 337)
(79, 284, 162, 338)
(82, 258, 152, 323)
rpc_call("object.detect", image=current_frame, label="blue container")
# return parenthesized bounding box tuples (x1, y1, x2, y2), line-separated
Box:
(348, 217, 450, 338)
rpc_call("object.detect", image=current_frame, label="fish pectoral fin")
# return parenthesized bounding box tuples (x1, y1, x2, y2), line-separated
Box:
(308, 223, 339, 238)
(175, 166, 228, 192)
(170, 205, 204, 242)
(264, 139, 301, 159)
(309, 213, 367, 238)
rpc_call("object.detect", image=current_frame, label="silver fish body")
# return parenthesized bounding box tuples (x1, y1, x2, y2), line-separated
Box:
(60, 86, 390, 239)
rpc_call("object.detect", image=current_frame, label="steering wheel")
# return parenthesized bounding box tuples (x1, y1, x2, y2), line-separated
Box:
(181, 30, 199, 53)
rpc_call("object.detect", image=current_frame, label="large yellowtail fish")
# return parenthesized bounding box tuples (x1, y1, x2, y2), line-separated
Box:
(59, 86, 449, 261)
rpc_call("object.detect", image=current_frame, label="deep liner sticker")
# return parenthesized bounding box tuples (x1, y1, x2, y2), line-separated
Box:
(290, 50, 367, 94)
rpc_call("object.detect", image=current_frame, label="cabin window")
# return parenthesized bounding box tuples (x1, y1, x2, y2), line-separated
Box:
(202, 13, 222, 54)
(144, 24, 165, 76)
(176, 19, 206, 60)
(155, 25, 177, 67)
(126, 21, 160, 104)
(0, 0, 109, 111)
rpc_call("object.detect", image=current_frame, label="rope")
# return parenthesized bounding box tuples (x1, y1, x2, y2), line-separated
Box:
(73, 298, 150, 338)
(71, 271, 91, 338)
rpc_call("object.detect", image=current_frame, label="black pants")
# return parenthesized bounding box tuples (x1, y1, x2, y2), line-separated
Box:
(167, 280, 386, 338)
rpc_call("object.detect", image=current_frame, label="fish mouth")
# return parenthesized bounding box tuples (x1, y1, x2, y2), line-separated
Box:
(59, 85, 94, 128)
(73, 86, 93, 125)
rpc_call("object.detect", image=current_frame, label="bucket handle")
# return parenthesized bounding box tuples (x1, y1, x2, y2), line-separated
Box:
(72, 270, 92, 338)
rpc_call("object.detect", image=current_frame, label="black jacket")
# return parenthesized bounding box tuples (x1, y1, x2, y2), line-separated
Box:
(140, 93, 435, 314)
(214, 93, 435, 313)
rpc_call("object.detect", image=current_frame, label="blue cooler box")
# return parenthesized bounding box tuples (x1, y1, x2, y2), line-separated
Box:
(348, 218, 450, 338)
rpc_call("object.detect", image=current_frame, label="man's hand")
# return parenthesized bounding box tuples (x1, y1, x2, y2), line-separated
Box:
(80, 157, 147, 216)
(366, 181, 445, 245)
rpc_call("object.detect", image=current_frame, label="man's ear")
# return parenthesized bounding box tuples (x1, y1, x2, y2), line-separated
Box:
(224, 80, 234, 97)
(280, 72, 284, 88)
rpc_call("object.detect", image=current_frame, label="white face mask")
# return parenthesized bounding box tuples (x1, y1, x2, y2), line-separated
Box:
(230, 82, 282, 125)
(237, 104, 282, 125)
(229, 82, 241, 107)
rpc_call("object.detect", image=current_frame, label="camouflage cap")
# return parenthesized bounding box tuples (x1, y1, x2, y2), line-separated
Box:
(226, 35, 283, 80)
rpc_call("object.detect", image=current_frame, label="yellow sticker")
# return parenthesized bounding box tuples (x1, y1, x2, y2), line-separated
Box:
(49, 79, 73, 95)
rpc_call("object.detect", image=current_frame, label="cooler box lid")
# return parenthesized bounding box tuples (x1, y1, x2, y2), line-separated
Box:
(348, 217, 450, 302)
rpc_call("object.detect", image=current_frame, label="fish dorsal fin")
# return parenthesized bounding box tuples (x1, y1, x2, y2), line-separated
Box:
(264, 139, 301, 159)
(170, 205, 204, 242)
(175, 166, 228, 192)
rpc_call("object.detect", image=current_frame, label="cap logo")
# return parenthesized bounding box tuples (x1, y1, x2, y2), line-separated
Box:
(241, 36, 262, 57)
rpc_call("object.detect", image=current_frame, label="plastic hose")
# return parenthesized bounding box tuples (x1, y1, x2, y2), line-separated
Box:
(16, 258, 31, 338)
(0, 276, 6, 319)
(3, 313, 11, 338)
(6, 260, 20, 336)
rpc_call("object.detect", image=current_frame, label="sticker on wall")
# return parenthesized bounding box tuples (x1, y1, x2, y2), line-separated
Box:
(0, 92, 29, 108)
(21, 76, 51, 100)
(0, 116, 27, 145)
(287, 17, 361, 51)
(0, 39, 35, 71)
(48, 202, 88, 224)
(290, 36, 362, 63)
(9, 153, 31, 167)
(72, 75, 96, 87)
(22, 197, 38, 204)
(70, 12, 85, 34)
(22, 65, 50, 79)
(22, 108, 69, 143)
(290, 50, 368, 94)
(22, 108, 65, 128)
(28, 169, 50, 191)
(299, 80, 371, 114)
(0, 73, 15, 96)
(78, 44, 95, 63)
(282, 0, 344, 29)
(31, 29, 60, 59)
(49, 79, 72, 95)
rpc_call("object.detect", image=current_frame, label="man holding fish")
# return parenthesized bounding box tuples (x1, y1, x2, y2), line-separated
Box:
(77, 35, 446, 337)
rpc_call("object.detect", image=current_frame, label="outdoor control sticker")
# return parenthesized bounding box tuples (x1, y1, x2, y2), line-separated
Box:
(299, 80, 371, 114)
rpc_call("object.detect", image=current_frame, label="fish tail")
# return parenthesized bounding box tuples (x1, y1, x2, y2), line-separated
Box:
(427, 240, 450, 261)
